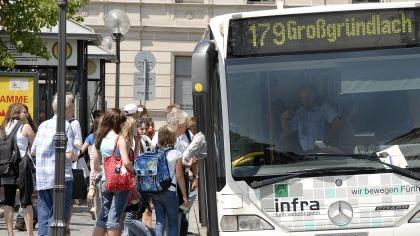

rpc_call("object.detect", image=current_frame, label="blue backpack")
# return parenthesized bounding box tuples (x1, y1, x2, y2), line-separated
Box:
(134, 147, 174, 193)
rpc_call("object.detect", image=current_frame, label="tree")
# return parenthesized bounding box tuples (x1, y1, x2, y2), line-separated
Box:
(0, 0, 89, 68)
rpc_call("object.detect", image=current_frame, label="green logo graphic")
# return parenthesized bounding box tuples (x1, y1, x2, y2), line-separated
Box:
(274, 184, 288, 198)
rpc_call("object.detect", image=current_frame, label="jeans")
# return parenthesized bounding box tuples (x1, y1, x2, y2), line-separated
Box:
(152, 191, 179, 236)
(96, 181, 130, 230)
(123, 211, 153, 236)
(37, 181, 73, 236)
(94, 180, 102, 219)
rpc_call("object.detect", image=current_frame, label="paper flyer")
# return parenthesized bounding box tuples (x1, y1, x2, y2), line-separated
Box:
(377, 145, 408, 168)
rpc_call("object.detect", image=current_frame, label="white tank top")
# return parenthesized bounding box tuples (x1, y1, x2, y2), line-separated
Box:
(5, 120, 29, 157)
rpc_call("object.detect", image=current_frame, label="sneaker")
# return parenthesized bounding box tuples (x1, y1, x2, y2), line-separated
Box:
(89, 207, 96, 220)
(72, 199, 80, 206)
(15, 219, 26, 231)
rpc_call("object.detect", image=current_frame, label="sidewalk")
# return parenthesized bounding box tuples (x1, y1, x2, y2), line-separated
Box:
(0, 199, 207, 235)
(0, 204, 96, 236)
(184, 199, 207, 236)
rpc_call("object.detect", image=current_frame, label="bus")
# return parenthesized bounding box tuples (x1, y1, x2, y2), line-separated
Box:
(192, 2, 420, 236)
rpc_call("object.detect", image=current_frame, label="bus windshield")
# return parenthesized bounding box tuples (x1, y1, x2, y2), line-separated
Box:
(226, 47, 420, 178)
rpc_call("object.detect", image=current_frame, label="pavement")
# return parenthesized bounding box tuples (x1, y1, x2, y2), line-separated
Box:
(0, 199, 207, 235)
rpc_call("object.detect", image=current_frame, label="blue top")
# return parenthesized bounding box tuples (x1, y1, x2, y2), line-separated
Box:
(99, 131, 120, 182)
(100, 131, 120, 158)
(85, 133, 95, 146)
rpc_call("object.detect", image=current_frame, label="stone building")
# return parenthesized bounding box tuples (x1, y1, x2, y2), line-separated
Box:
(82, 0, 393, 124)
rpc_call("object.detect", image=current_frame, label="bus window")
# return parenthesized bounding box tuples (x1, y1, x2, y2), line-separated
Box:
(226, 47, 420, 178)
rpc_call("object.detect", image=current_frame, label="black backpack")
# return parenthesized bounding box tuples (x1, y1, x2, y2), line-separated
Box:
(0, 121, 23, 178)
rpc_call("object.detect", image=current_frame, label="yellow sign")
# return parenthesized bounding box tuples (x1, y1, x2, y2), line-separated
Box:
(0, 75, 35, 124)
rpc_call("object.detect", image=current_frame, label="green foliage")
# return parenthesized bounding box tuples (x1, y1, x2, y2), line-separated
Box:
(0, 0, 89, 69)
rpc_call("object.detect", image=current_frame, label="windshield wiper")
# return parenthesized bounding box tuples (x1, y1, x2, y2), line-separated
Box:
(305, 153, 420, 182)
(249, 166, 378, 189)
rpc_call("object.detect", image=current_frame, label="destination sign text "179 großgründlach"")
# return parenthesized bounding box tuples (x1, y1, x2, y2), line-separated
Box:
(228, 8, 420, 57)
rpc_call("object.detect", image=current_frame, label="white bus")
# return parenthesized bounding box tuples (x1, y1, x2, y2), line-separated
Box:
(192, 2, 420, 236)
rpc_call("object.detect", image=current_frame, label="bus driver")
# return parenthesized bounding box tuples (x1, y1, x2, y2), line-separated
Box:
(281, 86, 342, 152)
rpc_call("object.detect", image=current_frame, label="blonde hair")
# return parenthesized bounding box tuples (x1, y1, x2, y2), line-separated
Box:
(158, 125, 176, 147)
(0, 103, 24, 130)
(166, 108, 188, 130)
(121, 116, 136, 148)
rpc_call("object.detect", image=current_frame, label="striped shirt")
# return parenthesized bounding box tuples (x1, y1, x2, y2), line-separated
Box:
(31, 115, 74, 190)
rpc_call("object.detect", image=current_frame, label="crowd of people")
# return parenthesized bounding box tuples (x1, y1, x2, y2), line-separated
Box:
(0, 93, 200, 236)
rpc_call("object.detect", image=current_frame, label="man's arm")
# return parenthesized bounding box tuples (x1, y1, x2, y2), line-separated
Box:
(71, 120, 83, 150)
(65, 123, 77, 161)
(30, 132, 38, 156)
(281, 110, 297, 136)
(190, 159, 199, 191)
(323, 104, 343, 145)
(325, 117, 343, 145)
(65, 151, 74, 160)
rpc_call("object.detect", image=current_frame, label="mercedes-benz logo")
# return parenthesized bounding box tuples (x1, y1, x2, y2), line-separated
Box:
(328, 201, 353, 226)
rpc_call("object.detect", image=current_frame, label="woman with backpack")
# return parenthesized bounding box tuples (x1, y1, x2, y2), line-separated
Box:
(120, 117, 154, 236)
(0, 103, 35, 236)
(151, 125, 189, 236)
(92, 108, 133, 236)
(14, 103, 38, 232)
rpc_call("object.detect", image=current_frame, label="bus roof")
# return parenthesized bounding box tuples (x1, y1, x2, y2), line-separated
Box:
(210, 1, 420, 59)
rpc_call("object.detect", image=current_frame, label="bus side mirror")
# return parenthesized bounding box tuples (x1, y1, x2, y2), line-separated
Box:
(192, 40, 216, 94)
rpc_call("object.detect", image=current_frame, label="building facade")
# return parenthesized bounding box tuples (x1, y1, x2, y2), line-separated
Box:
(82, 0, 391, 124)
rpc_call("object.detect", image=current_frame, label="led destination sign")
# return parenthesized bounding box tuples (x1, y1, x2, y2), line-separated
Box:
(228, 8, 420, 57)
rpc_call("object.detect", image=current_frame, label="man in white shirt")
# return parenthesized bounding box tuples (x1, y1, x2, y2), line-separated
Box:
(31, 94, 76, 236)
(281, 86, 342, 152)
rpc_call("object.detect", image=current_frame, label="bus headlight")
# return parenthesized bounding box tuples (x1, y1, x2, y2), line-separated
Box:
(220, 215, 274, 232)
(409, 210, 420, 223)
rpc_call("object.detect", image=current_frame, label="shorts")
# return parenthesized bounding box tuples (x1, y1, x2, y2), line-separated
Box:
(4, 184, 32, 208)
(96, 181, 130, 230)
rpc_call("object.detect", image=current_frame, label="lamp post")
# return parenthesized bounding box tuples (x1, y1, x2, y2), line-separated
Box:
(105, 9, 130, 109)
(52, 0, 68, 235)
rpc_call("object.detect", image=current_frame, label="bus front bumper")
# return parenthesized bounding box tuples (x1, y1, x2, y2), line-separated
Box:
(219, 222, 419, 236)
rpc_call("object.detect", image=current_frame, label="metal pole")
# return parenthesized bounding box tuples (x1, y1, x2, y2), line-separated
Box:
(114, 33, 121, 108)
(100, 59, 106, 112)
(52, 0, 68, 235)
(78, 40, 88, 138)
(143, 60, 148, 102)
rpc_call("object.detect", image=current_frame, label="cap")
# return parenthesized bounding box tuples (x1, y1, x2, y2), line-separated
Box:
(124, 103, 137, 115)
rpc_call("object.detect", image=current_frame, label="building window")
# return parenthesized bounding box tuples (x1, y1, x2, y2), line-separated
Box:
(175, 0, 204, 3)
(248, 0, 275, 4)
(175, 56, 193, 115)
(352, 0, 381, 3)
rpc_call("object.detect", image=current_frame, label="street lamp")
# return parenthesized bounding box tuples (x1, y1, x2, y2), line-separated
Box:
(52, 0, 68, 235)
(105, 9, 130, 109)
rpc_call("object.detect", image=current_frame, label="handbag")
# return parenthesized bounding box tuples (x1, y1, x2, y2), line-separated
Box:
(72, 169, 86, 199)
(103, 136, 135, 192)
